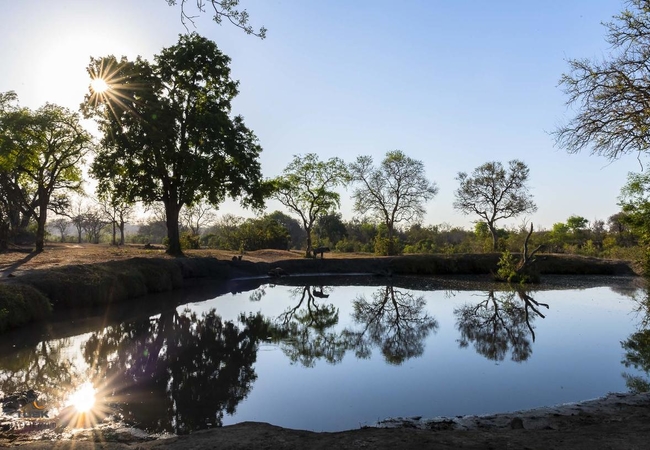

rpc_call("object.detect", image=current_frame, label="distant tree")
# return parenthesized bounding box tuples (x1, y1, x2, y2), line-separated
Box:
(350, 150, 438, 255)
(566, 215, 589, 233)
(555, 0, 650, 160)
(0, 95, 92, 251)
(48, 217, 69, 243)
(80, 209, 109, 244)
(236, 216, 290, 251)
(314, 212, 347, 247)
(166, 0, 267, 38)
(266, 210, 305, 250)
(608, 212, 630, 235)
(180, 201, 217, 236)
(98, 189, 135, 246)
(454, 160, 537, 251)
(134, 220, 169, 245)
(272, 154, 349, 257)
(83, 33, 267, 256)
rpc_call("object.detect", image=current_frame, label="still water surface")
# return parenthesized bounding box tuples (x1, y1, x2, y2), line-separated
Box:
(0, 276, 648, 433)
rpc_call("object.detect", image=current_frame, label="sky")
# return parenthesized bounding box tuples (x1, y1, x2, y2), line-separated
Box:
(0, 0, 645, 231)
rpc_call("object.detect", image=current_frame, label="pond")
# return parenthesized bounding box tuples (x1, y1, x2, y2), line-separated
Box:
(0, 275, 648, 434)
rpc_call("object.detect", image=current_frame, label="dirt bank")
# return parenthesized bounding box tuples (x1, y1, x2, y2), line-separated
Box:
(2, 392, 649, 449)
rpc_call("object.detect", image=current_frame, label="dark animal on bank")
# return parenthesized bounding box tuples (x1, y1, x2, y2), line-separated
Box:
(312, 246, 330, 258)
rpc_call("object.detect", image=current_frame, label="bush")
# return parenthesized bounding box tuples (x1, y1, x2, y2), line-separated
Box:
(0, 284, 52, 333)
(495, 250, 539, 284)
(180, 232, 201, 250)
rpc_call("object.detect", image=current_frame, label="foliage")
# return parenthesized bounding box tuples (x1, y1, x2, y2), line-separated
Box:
(83, 33, 267, 256)
(496, 250, 540, 284)
(350, 150, 438, 255)
(313, 212, 347, 248)
(201, 214, 290, 251)
(0, 94, 92, 251)
(266, 210, 306, 249)
(272, 153, 349, 256)
(621, 329, 650, 393)
(555, 0, 650, 160)
(166, 0, 267, 38)
(0, 284, 52, 333)
(454, 160, 537, 250)
(180, 231, 201, 250)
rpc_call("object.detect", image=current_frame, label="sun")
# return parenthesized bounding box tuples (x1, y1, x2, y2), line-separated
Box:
(90, 77, 109, 93)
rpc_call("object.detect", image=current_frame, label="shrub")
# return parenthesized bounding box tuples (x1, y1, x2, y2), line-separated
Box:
(0, 284, 52, 333)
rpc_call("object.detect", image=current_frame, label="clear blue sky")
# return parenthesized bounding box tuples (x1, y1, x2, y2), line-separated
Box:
(0, 0, 643, 230)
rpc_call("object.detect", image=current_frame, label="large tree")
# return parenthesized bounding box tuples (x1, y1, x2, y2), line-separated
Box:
(0, 95, 92, 252)
(454, 160, 537, 250)
(555, 0, 650, 160)
(83, 33, 267, 255)
(272, 153, 349, 257)
(349, 150, 438, 255)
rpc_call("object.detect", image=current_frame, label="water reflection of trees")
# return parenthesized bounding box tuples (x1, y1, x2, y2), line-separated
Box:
(621, 287, 650, 393)
(0, 339, 79, 407)
(274, 286, 348, 367)
(83, 308, 270, 434)
(621, 329, 650, 393)
(273, 285, 438, 366)
(343, 286, 439, 365)
(454, 290, 549, 362)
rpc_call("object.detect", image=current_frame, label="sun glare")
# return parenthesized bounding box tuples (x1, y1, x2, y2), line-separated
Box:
(90, 78, 109, 93)
(67, 382, 96, 413)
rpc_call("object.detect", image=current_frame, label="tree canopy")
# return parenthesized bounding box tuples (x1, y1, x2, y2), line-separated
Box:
(0, 94, 92, 251)
(555, 0, 650, 160)
(272, 153, 349, 257)
(349, 150, 438, 255)
(82, 33, 267, 255)
(454, 160, 536, 250)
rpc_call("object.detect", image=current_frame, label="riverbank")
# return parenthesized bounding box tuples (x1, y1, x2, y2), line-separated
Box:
(0, 244, 639, 334)
(2, 392, 649, 449)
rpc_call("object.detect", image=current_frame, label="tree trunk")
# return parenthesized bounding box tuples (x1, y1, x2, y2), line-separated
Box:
(119, 222, 125, 245)
(111, 219, 117, 246)
(488, 223, 498, 251)
(35, 197, 48, 252)
(165, 203, 183, 256)
(305, 226, 313, 257)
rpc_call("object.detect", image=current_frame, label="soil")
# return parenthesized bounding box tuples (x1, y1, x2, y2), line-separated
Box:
(0, 244, 648, 449)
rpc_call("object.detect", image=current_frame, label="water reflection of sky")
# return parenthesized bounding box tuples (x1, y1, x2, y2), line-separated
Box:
(0, 278, 647, 433)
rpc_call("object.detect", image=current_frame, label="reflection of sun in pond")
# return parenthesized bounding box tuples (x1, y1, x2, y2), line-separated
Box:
(90, 77, 109, 93)
(67, 382, 96, 412)
(57, 381, 112, 429)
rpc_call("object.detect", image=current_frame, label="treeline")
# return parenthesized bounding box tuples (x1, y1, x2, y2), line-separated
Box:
(60, 210, 634, 259)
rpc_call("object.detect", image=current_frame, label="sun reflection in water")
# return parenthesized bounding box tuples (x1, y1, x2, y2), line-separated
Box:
(67, 382, 96, 413)
(57, 381, 110, 429)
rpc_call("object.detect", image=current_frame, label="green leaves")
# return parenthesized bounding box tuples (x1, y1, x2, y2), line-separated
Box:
(0, 95, 93, 250)
(271, 153, 349, 255)
(82, 34, 266, 255)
